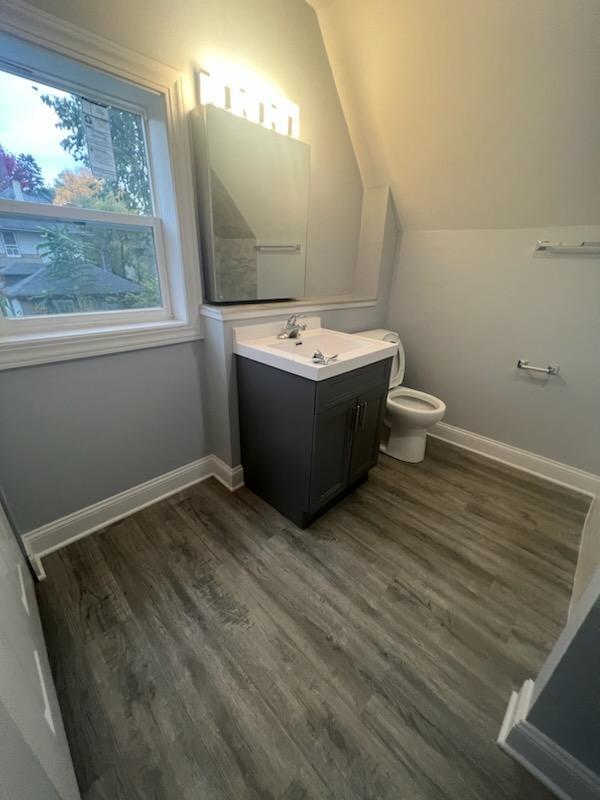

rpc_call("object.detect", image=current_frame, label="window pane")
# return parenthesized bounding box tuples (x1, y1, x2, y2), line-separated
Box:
(0, 69, 152, 215)
(0, 214, 162, 318)
(1, 231, 20, 257)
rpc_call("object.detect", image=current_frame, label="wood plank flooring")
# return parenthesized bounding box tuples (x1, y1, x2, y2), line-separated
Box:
(36, 439, 589, 799)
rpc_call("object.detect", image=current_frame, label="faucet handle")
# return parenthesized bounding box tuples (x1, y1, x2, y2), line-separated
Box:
(287, 313, 306, 330)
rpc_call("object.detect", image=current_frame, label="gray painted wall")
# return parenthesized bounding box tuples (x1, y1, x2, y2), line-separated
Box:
(27, 0, 363, 297)
(386, 226, 600, 474)
(528, 591, 600, 774)
(0, 342, 206, 534)
(0, 0, 365, 537)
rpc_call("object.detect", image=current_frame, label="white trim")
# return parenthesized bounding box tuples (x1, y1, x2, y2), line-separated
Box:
(0, 0, 181, 90)
(22, 455, 244, 577)
(571, 499, 600, 612)
(0, 199, 161, 228)
(498, 680, 534, 743)
(0, 319, 201, 369)
(0, 0, 203, 369)
(200, 295, 376, 322)
(498, 691, 600, 800)
(429, 422, 600, 497)
(211, 456, 245, 491)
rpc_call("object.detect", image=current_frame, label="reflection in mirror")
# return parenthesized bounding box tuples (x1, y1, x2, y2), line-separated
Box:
(192, 105, 310, 303)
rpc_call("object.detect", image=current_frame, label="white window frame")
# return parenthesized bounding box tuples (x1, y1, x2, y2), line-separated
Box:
(1, 231, 21, 257)
(0, 0, 203, 369)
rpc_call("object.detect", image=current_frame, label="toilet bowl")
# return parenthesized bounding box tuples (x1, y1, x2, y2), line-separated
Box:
(355, 329, 446, 463)
(383, 387, 446, 462)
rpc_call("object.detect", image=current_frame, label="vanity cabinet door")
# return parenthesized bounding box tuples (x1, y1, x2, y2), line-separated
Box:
(348, 384, 388, 484)
(309, 397, 356, 512)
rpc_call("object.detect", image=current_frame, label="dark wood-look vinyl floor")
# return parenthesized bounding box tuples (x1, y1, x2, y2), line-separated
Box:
(36, 439, 589, 800)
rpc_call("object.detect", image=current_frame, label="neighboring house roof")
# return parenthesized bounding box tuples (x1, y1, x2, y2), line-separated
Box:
(0, 184, 52, 205)
(0, 218, 49, 233)
(4, 264, 143, 298)
(0, 261, 44, 277)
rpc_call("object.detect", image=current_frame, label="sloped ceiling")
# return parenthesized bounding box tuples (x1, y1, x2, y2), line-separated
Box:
(309, 0, 600, 230)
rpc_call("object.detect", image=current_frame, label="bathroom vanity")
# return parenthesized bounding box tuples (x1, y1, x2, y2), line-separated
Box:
(234, 318, 395, 527)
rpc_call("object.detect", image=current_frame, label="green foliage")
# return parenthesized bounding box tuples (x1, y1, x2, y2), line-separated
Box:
(15, 153, 46, 194)
(0, 145, 50, 198)
(35, 217, 160, 313)
(40, 94, 152, 214)
(9, 93, 160, 315)
(35, 224, 99, 312)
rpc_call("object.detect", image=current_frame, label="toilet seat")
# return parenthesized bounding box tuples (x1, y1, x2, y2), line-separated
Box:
(387, 387, 445, 416)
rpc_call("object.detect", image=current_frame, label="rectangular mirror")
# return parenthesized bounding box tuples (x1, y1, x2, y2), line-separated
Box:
(192, 105, 310, 303)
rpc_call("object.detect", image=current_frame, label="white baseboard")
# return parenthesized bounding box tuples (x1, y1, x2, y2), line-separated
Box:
(23, 455, 244, 579)
(498, 680, 534, 742)
(211, 456, 245, 492)
(498, 682, 600, 800)
(430, 422, 600, 497)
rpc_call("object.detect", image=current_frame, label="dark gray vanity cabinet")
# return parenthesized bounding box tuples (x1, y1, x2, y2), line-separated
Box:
(236, 356, 392, 527)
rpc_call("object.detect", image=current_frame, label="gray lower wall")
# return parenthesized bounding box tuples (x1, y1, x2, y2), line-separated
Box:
(0, 342, 207, 534)
(528, 591, 600, 775)
(386, 226, 600, 475)
(0, 300, 392, 536)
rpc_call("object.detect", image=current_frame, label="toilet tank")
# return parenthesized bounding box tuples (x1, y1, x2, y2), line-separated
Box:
(355, 329, 405, 387)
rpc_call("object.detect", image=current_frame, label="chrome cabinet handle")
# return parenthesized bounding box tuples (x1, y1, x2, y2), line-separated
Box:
(352, 402, 367, 432)
(358, 401, 367, 429)
(352, 404, 360, 432)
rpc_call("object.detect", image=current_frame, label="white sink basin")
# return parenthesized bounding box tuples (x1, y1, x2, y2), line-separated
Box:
(233, 316, 396, 380)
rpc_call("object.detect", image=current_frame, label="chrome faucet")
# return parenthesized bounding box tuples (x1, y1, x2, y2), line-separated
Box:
(277, 314, 307, 339)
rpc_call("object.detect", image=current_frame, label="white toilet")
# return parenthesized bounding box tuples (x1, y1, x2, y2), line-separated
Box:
(356, 329, 446, 463)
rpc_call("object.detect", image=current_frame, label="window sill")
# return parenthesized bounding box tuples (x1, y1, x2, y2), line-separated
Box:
(0, 318, 203, 370)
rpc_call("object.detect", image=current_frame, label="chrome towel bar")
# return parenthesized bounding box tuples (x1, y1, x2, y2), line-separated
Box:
(535, 240, 600, 254)
(517, 359, 560, 376)
(254, 244, 302, 252)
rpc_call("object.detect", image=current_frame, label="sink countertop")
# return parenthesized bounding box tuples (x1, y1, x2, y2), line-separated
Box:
(233, 317, 396, 381)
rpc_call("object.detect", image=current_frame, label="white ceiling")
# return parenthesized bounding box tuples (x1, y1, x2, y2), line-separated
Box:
(310, 0, 600, 230)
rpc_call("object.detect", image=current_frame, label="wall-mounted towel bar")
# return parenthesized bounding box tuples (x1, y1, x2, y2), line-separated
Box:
(535, 240, 600, 255)
(517, 359, 560, 376)
(254, 244, 302, 252)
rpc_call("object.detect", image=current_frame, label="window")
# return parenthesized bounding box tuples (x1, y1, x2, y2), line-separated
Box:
(0, 57, 164, 321)
(1, 232, 21, 257)
(0, 24, 201, 368)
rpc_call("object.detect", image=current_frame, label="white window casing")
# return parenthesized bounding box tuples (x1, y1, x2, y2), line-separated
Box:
(0, 0, 204, 369)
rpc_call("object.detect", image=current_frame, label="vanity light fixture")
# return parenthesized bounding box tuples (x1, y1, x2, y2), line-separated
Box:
(198, 69, 300, 138)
